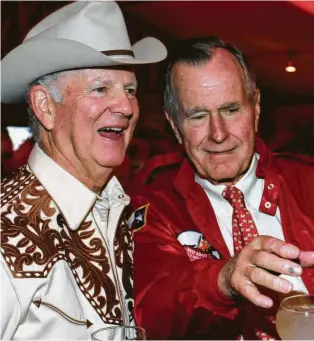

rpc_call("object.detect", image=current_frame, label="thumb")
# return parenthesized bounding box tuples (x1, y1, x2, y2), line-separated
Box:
(299, 251, 314, 267)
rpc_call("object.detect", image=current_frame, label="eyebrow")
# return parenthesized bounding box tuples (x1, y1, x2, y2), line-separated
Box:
(90, 79, 138, 88)
(183, 101, 241, 118)
(125, 81, 138, 88)
(183, 106, 209, 118)
(218, 101, 240, 111)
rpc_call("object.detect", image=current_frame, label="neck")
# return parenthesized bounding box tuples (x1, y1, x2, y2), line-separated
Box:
(210, 171, 247, 187)
(201, 154, 257, 187)
(41, 140, 112, 193)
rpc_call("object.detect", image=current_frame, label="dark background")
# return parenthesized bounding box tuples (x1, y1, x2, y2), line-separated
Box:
(2, 1, 314, 157)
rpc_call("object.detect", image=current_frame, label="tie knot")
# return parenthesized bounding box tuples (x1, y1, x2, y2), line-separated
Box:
(222, 186, 245, 210)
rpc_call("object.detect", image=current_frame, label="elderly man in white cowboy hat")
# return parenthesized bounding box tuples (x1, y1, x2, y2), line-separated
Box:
(0, 1, 166, 339)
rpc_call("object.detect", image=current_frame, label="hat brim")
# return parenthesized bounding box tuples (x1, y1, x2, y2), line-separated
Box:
(1, 37, 167, 103)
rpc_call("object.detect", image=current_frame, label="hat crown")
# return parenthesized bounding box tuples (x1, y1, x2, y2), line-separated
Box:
(24, 1, 132, 52)
(1, 0, 167, 103)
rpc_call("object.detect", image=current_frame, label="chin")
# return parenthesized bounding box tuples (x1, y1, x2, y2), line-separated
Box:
(205, 167, 239, 184)
(97, 156, 125, 168)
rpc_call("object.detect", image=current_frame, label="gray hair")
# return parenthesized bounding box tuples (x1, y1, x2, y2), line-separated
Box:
(164, 36, 257, 124)
(27, 71, 64, 143)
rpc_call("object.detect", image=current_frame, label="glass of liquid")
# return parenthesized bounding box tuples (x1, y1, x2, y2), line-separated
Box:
(276, 294, 314, 340)
(91, 325, 146, 340)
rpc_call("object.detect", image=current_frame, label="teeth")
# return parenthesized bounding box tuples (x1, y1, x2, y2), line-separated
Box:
(98, 127, 123, 132)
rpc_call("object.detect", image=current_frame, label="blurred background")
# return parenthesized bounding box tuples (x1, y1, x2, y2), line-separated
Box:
(1, 1, 314, 184)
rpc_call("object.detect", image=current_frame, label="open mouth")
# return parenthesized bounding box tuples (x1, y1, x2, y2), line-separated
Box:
(97, 127, 125, 138)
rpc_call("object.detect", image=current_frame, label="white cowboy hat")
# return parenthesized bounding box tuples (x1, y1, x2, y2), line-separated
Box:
(1, 0, 167, 103)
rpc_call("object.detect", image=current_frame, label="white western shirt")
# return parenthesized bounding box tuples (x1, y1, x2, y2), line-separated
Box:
(1, 144, 132, 340)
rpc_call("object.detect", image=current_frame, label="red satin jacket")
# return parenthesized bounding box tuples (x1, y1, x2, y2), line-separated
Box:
(129, 139, 314, 340)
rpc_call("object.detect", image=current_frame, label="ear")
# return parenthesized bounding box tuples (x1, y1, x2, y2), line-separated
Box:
(29, 85, 56, 131)
(165, 111, 183, 144)
(253, 89, 261, 133)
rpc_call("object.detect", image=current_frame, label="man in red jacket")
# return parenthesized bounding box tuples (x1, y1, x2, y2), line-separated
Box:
(129, 36, 314, 340)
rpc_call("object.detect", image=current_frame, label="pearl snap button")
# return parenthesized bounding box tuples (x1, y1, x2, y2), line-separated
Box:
(267, 184, 274, 190)
(265, 201, 271, 208)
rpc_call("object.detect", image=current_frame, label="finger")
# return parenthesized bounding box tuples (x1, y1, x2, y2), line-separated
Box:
(299, 251, 314, 267)
(253, 251, 302, 276)
(246, 266, 293, 295)
(255, 236, 300, 259)
(238, 281, 273, 308)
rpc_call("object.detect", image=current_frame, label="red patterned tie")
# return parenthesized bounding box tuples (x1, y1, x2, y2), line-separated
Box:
(222, 186, 277, 340)
(222, 186, 259, 253)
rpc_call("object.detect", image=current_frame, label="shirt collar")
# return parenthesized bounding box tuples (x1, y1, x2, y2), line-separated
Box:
(28, 144, 129, 231)
(195, 153, 261, 208)
(236, 153, 260, 206)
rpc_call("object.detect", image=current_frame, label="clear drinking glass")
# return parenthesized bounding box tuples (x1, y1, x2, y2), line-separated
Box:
(276, 294, 314, 340)
(91, 325, 146, 340)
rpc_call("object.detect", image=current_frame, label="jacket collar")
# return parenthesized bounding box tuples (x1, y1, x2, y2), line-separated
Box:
(28, 144, 129, 231)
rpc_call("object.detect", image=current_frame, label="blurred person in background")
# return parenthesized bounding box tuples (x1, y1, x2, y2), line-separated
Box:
(0, 1, 166, 339)
(11, 136, 34, 168)
(1, 127, 14, 178)
(128, 137, 151, 176)
(129, 36, 314, 340)
(2, 133, 35, 179)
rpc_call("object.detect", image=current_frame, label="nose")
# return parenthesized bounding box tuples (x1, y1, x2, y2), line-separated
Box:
(209, 113, 229, 143)
(110, 90, 134, 119)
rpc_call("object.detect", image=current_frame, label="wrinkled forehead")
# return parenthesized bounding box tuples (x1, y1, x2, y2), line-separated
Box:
(57, 67, 137, 85)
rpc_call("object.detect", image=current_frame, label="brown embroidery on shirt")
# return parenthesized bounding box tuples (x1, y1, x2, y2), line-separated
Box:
(115, 214, 134, 322)
(1, 165, 133, 325)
